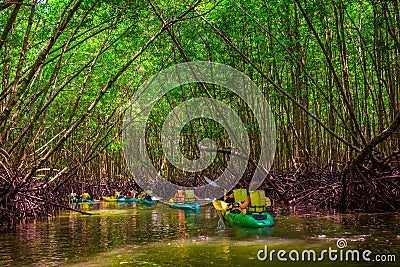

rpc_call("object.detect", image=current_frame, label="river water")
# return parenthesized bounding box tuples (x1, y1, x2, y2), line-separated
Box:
(0, 201, 398, 266)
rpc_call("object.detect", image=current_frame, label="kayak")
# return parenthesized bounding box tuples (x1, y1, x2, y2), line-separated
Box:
(118, 197, 138, 202)
(103, 196, 138, 202)
(224, 211, 274, 228)
(170, 202, 200, 210)
(102, 196, 117, 202)
(138, 198, 155, 205)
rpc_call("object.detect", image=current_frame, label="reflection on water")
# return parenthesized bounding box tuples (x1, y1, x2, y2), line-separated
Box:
(0, 203, 398, 266)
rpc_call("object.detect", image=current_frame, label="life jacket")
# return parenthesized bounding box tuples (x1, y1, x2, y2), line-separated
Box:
(175, 190, 184, 203)
(232, 189, 248, 209)
(144, 190, 152, 196)
(184, 190, 196, 203)
(233, 189, 247, 202)
(247, 190, 267, 213)
(139, 189, 152, 200)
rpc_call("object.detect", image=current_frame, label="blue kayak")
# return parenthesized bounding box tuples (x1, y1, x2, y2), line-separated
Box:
(118, 197, 138, 202)
(138, 198, 155, 205)
(170, 202, 200, 210)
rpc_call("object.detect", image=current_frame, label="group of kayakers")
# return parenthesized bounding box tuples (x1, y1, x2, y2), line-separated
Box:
(70, 183, 271, 214)
(69, 182, 274, 228)
(113, 189, 136, 199)
(168, 184, 274, 227)
(69, 188, 154, 205)
(111, 188, 153, 201)
(169, 184, 271, 212)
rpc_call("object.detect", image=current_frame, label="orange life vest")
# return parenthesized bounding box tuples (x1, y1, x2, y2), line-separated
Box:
(175, 190, 184, 203)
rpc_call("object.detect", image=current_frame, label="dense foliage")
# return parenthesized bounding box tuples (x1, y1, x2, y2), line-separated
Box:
(0, 0, 399, 224)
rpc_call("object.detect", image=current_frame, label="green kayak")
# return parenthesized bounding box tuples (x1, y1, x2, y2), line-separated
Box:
(224, 211, 274, 228)
(170, 202, 200, 210)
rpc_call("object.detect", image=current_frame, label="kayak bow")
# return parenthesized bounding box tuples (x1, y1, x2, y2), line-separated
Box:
(170, 202, 200, 210)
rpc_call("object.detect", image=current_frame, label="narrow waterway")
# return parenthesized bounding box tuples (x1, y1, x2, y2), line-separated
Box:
(0, 201, 398, 266)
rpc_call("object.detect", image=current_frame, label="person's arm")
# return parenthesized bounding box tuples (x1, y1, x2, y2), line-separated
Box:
(238, 195, 250, 209)
(224, 189, 234, 201)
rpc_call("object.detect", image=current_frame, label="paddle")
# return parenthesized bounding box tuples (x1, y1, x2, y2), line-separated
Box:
(212, 200, 229, 211)
(205, 177, 219, 187)
(212, 200, 226, 229)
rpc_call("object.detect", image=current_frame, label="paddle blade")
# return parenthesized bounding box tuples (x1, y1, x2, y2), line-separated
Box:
(212, 200, 228, 211)
(217, 217, 226, 230)
(205, 177, 218, 187)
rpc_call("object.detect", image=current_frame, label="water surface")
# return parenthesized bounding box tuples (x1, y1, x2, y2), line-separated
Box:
(0, 202, 398, 266)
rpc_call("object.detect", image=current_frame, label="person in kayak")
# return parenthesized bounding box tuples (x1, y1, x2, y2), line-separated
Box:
(184, 189, 199, 203)
(130, 189, 137, 198)
(224, 182, 245, 204)
(145, 194, 152, 201)
(231, 188, 250, 214)
(81, 192, 90, 200)
(114, 189, 123, 199)
(224, 183, 250, 213)
(237, 193, 250, 214)
(223, 189, 235, 204)
(138, 190, 152, 201)
(234, 189, 271, 215)
(223, 191, 240, 214)
(173, 189, 185, 203)
(247, 190, 270, 214)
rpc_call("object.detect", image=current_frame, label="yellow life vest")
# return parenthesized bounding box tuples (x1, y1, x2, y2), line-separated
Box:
(184, 190, 196, 203)
(248, 190, 267, 213)
(233, 189, 247, 203)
